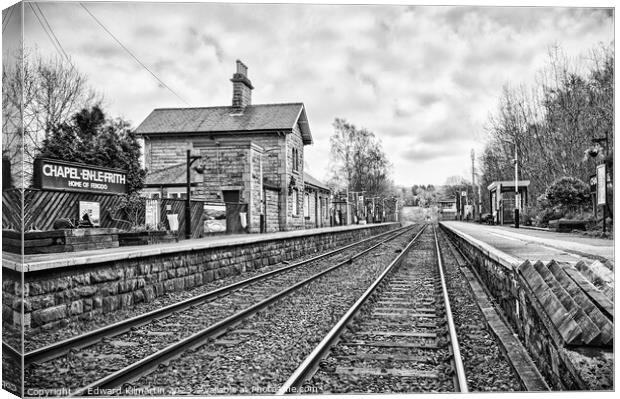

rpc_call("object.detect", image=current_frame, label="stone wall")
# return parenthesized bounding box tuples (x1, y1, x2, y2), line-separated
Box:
(440, 223, 612, 391)
(5, 223, 398, 333)
(144, 136, 192, 177)
(284, 123, 305, 231)
(248, 147, 263, 233)
(199, 144, 249, 203)
(264, 188, 280, 232)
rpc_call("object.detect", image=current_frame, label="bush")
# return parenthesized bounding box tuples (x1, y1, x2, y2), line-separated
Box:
(545, 177, 590, 210)
(111, 194, 146, 230)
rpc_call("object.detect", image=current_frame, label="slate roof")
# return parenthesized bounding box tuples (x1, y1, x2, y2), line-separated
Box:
(487, 180, 531, 190)
(304, 172, 330, 192)
(135, 102, 312, 144)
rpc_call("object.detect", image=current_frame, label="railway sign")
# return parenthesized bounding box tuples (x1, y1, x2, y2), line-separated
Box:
(33, 158, 128, 195)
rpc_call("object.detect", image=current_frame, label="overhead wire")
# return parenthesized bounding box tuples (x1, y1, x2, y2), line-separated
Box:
(79, 2, 190, 106)
(35, 3, 72, 63)
(28, 2, 65, 61)
(2, 5, 15, 34)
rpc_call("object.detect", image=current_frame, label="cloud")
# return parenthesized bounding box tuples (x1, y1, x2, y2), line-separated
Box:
(200, 34, 224, 63)
(400, 142, 462, 162)
(21, 2, 615, 186)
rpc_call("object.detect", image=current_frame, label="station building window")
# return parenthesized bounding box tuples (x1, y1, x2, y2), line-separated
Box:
(165, 188, 187, 199)
(304, 193, 310, 218)
(292, 148, 299, 172)
(222, 190, 241, 203)
(292, 189, 299, 216)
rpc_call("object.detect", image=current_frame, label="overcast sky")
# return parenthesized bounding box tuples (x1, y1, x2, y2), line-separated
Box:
(2, 1, 614, 186)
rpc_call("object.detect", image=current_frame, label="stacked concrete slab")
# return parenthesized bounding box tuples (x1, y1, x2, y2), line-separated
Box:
(440, 222, 614, 391)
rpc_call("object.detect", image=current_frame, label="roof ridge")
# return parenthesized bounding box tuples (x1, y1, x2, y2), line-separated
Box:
(152, 102, 304, 111)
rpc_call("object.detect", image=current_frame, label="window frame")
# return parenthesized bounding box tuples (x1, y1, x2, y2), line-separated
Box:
(304, 193, 310, 218)
(292, 189, 298, 216)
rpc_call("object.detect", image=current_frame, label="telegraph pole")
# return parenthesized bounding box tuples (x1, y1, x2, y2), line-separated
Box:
(514, 141, 519, 228)
(471, 149, 476, 221)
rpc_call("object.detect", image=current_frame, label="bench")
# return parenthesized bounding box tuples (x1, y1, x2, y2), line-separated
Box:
(548, 219, 588, 233)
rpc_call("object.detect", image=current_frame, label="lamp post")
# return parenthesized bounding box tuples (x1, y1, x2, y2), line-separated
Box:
(589, 133, 609, 234)
(186, 150, 204, 239)
(514, 140, 519, 229)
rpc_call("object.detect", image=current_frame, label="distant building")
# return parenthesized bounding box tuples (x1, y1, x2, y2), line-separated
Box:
(438, 197, 457, 220)
(487, 180, 530, 225)
(135, 60, 329, 233)
(303, 172, 330, 229)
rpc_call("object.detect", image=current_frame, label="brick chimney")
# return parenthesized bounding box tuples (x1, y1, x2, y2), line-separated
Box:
(231, 60, 253, 108)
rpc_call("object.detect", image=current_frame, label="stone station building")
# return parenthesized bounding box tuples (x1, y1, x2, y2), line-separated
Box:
(135, 60, 330, 233)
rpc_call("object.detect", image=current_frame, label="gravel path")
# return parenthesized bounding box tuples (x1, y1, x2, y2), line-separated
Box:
(124, 227, 421, 395)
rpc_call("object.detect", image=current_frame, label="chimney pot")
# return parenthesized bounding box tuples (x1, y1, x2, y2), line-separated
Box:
(231, 60, 253, 108)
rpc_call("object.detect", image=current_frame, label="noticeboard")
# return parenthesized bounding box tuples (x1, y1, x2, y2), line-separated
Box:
(79, 201, 101, 226)
(33, 158, 128, 195)
(145, 199, 160, 229)
(597, 164, 606, 205)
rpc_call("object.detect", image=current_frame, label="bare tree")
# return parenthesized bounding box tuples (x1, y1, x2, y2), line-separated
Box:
(2, 49, 101, 187)
(328, 118, 393, 198)
(481, 43, 613, 214)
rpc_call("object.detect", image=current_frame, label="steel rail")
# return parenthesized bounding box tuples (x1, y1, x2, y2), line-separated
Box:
(276, 224, 427, 394)
(25, 225, 409, 365)
(432, 225, 469, 393)
(2, 341, 21, 361)
(69, 224, 419, 396)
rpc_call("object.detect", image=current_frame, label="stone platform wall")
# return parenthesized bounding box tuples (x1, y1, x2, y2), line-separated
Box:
(440, 223, 612, 391)
(4, 223, 398, 333)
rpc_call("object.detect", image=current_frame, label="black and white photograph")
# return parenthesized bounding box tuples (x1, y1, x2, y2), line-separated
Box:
(0, 0, 615, 396)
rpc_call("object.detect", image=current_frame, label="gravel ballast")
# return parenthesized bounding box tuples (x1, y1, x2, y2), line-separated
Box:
(436, 228, 523, 392)
(24, 227, 412, 394)
(124, 228, 422, 395)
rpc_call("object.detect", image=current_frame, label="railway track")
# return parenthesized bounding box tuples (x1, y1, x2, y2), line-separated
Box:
(279, 224, 468, 393)
(25, 224, 418, 396)
(127, 222, 425, 395)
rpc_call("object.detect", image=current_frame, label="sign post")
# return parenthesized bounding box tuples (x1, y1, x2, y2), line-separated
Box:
(589, 174, 597, 219)
(597, 164, 606, 234)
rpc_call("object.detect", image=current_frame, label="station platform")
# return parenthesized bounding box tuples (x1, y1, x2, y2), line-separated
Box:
(2, 222, 399, 272)
(440, 221, 613, 265)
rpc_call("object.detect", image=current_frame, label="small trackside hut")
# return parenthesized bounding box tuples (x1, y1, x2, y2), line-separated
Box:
(136, 60, 329, 233)
(488, 180, 530, 225)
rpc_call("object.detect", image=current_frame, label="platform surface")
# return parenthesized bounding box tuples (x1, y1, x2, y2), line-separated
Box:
(2, 223, 399, 272)
(441, 222, 614, 265)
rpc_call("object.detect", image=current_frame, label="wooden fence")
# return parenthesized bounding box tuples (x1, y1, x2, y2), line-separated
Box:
(2, 189, 204, 238)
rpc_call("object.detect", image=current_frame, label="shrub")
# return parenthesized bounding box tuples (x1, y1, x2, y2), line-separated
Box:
(545, 177, 590, 210)
(111, 194, 146, 230)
